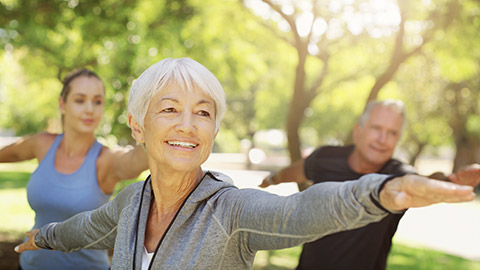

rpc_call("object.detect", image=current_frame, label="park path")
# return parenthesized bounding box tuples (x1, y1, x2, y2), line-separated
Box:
(202, 166, 480, 261)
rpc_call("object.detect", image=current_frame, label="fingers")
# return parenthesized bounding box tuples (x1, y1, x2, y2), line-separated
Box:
(454, 168, 480, 187)
(14, 229, 40, 253)
(407, 175, 473, 195)
(259, 178, 269, 188)
(380, 175, 476, 212)
(259, 175, 274, 188)
(14, 242, 28, 253)
(448, 173, 459, 184)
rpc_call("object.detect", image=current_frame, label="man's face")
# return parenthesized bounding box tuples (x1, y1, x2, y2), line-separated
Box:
(353, 106, 403, 168)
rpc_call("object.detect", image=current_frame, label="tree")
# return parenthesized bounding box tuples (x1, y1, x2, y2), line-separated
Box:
(0, 0, 194, 143)
(241, 0, 437, 162)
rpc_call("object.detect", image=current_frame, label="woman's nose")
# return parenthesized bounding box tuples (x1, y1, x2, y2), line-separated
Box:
(85, 102, 94, 113)
(175, 113, 194, 133)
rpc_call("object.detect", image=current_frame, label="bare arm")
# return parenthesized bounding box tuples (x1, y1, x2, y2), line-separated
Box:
(99, 144, 149, 193)
(0, 133, 47, 163)
(259, 159, 312, 188)
(110, 144, 148, 180)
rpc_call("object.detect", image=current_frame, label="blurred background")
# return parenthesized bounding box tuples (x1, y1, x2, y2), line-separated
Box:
(0, 0, 479, 269)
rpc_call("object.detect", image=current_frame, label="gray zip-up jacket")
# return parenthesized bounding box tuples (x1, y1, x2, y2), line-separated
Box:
(35, 171, 395, 269)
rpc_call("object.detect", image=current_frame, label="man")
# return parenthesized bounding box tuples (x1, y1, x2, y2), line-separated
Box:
(259, 99, 419, 270)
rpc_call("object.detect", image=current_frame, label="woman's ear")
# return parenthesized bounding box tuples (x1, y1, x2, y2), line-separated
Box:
(129, 114, 145, 144)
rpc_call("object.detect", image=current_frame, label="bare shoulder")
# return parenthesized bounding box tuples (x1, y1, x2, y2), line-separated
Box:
(33, 132, 57, 144)
(27, 133, 57, 159)
(97, 144, 131, 165)
(96, 144, 133, 176)
(96, 144, 112, 167)
(96, 144, 142, 193)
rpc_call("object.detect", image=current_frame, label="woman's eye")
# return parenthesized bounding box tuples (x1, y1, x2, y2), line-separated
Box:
(75, 99, 84, 104)
(95, 100, 103, 105)
(162, 107, 176, 113)
(198, 110, 211, 117)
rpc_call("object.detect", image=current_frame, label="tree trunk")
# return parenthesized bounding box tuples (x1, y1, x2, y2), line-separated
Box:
(409, 142, 426, 166)
(286, 47, 308, 163)
(452, 134, 480, 172)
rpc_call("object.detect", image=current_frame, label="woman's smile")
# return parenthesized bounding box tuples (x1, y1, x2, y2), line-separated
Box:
(140, 85, 217, 173)
(166, 140, 199, 149)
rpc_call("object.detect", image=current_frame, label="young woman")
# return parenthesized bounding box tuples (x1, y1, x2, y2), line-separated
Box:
(0, 69, 148, 270)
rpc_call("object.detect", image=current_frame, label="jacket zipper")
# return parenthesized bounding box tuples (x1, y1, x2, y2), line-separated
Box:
(132, 172, 212, 270)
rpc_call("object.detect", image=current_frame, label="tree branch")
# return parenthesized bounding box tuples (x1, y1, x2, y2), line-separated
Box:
(261, 0, 303, 46)
(238, 0, 294, 46)
(306, 54, 329, 100)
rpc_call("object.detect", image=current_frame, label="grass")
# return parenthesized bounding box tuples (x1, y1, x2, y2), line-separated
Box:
(253, 244, 480, 270)
(1, 169, 480, 269)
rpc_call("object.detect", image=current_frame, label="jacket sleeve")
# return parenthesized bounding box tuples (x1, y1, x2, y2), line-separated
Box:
(219, 173, 395, 251)
(34, 183, 138, 252)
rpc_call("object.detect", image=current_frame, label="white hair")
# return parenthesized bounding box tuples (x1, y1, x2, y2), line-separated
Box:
(358, 99, 406, 134)
(128, 58, 226, 132)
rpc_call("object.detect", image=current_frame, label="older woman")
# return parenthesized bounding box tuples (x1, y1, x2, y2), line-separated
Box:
(15, 58, 475, 269)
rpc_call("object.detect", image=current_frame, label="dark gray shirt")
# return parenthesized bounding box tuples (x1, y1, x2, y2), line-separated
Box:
(298, 145, 416, 270)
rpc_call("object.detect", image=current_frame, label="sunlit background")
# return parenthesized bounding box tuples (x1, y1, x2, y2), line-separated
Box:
(0, 0, 480, 269)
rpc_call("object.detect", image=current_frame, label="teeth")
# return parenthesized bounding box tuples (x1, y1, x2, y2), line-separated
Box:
(167, 141, 197, 148)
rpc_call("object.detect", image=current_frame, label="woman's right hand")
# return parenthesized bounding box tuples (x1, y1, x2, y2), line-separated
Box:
(379, 175, 475, 212)
(14, 229, 40, 253)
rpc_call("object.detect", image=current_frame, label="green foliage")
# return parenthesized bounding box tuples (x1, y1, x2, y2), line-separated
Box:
(0, 50, 60, 135)
(1, 0, 480, 161)
(214, 128, 241, 153)
(0, 0, 196, 143)
(387, 243, 480, 270)
(0, 171, 30, 189)
(252, 243, 480, 270)
(466, 114, 480, 136)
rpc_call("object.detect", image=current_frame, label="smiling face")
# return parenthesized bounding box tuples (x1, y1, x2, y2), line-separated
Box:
(352, 105, 403, 171)
(132, 84, 217, 174)
(59, 76, 105, 134)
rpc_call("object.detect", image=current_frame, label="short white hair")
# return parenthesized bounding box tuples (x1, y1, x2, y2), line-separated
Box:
(358, 99, 406, 134)
(128, 58, 226, 132)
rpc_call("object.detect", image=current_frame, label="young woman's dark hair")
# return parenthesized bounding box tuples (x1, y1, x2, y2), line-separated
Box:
(60, 68, 104, 102)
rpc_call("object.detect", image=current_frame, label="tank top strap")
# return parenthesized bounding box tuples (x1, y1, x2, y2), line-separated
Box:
(87, 140, 103, 159)
(42, 133, 64, 164)
(83, 139, 103, 169)
(81, 139, 104, 189)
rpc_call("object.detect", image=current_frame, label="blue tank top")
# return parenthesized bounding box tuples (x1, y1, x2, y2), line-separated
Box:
(20, 134, 111, 270)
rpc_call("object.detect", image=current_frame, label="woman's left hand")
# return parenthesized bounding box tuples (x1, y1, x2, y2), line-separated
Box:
(379, 175, 476, 212)
(14, 229, 40, 253)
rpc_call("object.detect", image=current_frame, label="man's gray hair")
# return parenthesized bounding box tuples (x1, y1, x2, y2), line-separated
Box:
(128, 58, 226, 132)
(358, 99, 406, 133)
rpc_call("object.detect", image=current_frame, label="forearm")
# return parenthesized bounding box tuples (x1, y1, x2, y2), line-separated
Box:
(272, 159, 308, 185)
(236, 174, 392, 250)
(0, 137, 35, 163)
(33, 183, 140, 251)
(35, 206, 118, 252)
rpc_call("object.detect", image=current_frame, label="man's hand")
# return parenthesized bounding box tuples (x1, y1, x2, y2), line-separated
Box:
(449, 164, 480, 188)
(14, 229, 40, 253)
(259, 175, 275, 188)
(379, 175, 475, 212)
